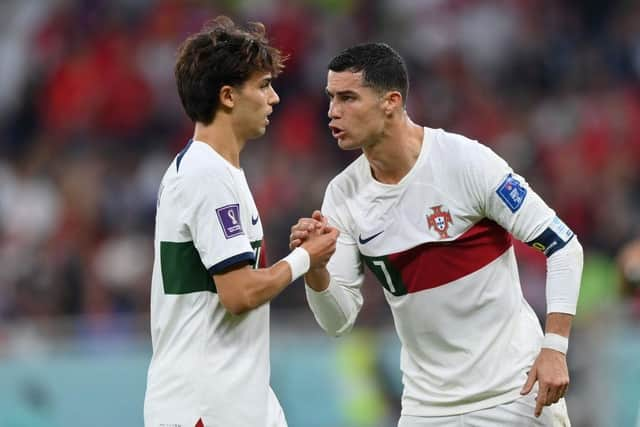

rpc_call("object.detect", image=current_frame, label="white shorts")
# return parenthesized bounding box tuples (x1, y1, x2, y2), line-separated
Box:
(398, 395, 570, 427)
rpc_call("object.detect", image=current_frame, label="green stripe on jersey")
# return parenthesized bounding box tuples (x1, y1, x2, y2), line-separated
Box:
(161, 241, 217, 294)
(160, 240, 263, 294)
(361, 254, 408, 296)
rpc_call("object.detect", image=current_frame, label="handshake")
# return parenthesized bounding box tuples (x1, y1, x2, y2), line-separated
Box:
(289, 210, 339, 271)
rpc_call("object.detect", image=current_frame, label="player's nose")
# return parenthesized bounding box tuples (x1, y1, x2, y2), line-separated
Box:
(269, 86, 280, 105)
(328, 101, 340, 119)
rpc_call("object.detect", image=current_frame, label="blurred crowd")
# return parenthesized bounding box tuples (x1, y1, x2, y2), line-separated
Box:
(1, 0, 639, 329)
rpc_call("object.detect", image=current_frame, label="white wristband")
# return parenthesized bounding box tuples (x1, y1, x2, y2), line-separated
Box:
(542, 333, 568, 354)
(282, 247, 310, 282)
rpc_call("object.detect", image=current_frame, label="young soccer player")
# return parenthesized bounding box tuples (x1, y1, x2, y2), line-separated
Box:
(144, 17, 338, 427)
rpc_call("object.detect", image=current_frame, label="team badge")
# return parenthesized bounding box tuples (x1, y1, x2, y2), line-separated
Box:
(427, 205, 453, 239)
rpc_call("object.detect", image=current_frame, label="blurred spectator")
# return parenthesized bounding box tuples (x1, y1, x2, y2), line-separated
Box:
(618, 238, 640, 314)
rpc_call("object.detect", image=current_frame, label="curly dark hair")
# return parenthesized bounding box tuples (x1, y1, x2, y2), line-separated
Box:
(175, 16, 285, 124)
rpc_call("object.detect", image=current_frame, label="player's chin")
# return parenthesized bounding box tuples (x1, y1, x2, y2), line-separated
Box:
(250, 126, 267, 138)
(337, 137, 360, 151)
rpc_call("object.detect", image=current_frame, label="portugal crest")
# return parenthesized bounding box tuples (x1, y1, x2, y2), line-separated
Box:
(427, 205, 453, 239)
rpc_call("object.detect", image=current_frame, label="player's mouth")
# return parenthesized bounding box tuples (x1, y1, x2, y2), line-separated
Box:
(265, 111, 272, 125)
(329, 125, 345, 139)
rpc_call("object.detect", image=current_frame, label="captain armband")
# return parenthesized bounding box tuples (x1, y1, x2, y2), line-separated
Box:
(526, 216, 575, 257)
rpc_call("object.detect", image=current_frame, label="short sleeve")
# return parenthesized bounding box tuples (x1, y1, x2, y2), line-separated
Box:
(181, 173, 254, 274)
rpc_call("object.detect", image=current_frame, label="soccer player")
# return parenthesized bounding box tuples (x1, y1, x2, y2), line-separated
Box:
(144, 17, 338, 427)
(290, 43, 583, 426)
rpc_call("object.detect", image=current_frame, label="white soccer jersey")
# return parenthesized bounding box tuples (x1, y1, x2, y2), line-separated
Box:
(144, 140, 285, 427)
(309, 127, 577, 417)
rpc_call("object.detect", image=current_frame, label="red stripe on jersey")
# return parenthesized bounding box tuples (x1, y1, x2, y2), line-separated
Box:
(387, 219, 512, 294)
(259, 238, 268, 268)
(195, 418, 204, 427)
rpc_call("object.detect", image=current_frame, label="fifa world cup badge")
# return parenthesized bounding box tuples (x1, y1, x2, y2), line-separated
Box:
(427, 205, 453, 239)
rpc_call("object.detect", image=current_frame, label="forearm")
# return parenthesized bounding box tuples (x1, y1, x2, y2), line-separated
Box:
(544, 312, 573, 337)
(539, 237, 582, 355)
(297, 213, 363, 336)
(543, 301, 574, 356)
(305, 267, 330, 292)
(305, 272, 363, 337)
(546, 237, 583, 314)
(216, 248, 310, 315)
(243, 261, 295, 311)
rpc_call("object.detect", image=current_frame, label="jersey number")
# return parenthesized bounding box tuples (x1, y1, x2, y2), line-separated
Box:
(372, 260, 397, 293)
(253, 246, 261, 270)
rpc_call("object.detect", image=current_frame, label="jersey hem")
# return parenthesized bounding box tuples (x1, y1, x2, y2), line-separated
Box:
(400, 389, 524, 417)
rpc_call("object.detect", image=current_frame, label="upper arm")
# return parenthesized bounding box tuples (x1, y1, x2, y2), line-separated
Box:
(212, 263, 256, 313)
(466, 145, 557, 243)
(468, 144, 577, 256)
(183, 173, 255, 272)
(180, 173, 256, 310)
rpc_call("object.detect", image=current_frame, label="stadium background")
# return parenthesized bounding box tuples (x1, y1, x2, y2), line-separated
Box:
(0, 0, 639, 426)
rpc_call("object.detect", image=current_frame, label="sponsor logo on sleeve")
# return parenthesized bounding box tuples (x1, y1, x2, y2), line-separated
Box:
(216, 204, 243, 239)
(497, 174, 527, 213)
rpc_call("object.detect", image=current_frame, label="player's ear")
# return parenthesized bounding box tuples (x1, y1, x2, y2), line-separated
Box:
(382, 91, 403, 116)
(219, 85, 235, 109)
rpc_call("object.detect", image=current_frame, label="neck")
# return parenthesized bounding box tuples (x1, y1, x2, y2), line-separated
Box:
(363, 113, 424, 184)
(193, 115, 245, 168)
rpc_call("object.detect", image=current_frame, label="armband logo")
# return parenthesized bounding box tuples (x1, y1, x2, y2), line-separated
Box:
(497, 174, 527, 213)
(532, 242, 546, 252)
(216, 204, 244, 239)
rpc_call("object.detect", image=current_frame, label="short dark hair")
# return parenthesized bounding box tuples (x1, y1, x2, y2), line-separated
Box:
(328, 43, 409, 105)
(175, 16, 285, 124)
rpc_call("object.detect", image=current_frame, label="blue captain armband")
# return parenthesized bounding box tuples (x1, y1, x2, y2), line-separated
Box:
(527, 216, 575, 257)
